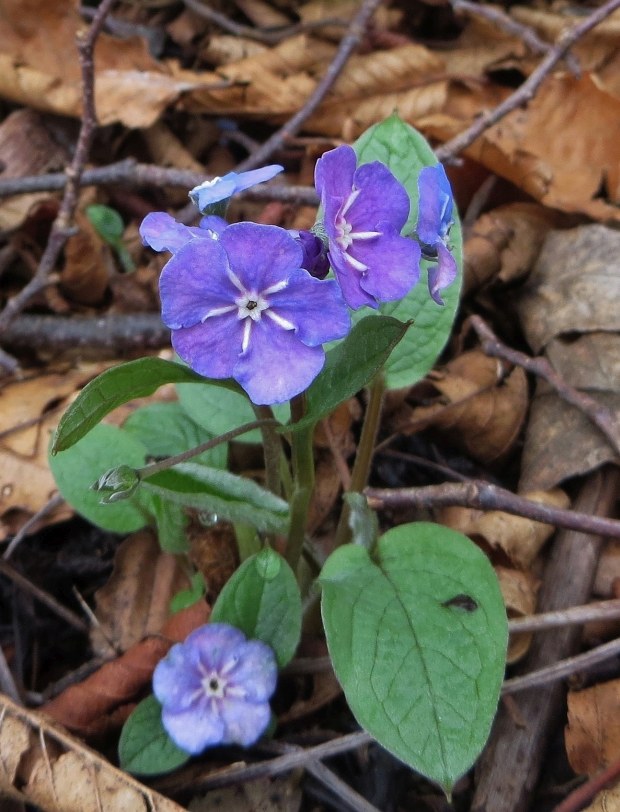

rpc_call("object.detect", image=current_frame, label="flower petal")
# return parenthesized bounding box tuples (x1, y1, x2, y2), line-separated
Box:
(171, 317, 243, 380)
(185, 623, 247, 671)
(159, 239, 237, 329)
(140, 212, 208, 254)
(428, 242, 458, 305)
(153, 643, 204, 713)
(267, 271, 350, 346)
(219, 696, 272, 746)
(162, 703, 226, 754)
(226, 639, 278, 703)
(417, 164, 454, 247)
(229, 165, 284, 193)
(356, 228, 421, 303)
(347, 161, 410, 233)
(220, 223, 303, 292)
(198, 215, 228, 238)
(189, 166, 283, 209)
(234, 320, 325, 404)
(315, 145, 357, 241)
(328, 245, 378, 310)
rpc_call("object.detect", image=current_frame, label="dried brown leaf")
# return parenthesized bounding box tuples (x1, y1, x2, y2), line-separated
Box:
(403, 349, 528, 464)
(496, 565, 539, 664)
(0, 694, 185, 811)
(438, 488, 570, 569)
(188, 774, 302, 812)
(61, 212, 112, 305)
(566, 680, 620, 776)
(42, 600, 211, 736)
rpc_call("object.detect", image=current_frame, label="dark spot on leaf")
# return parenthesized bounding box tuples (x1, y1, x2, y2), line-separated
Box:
(442, 594, 479, 612)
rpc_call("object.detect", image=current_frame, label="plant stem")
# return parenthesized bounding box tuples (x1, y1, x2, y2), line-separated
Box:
(136, 418, 280, 479)
(334, 372, 385, 546)
(253, 405, 284, 496)
(286, 394, 315, 571)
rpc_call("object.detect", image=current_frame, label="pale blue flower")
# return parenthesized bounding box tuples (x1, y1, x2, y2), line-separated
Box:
(417, 164, 458, 305)
(189, 166, 284, 213)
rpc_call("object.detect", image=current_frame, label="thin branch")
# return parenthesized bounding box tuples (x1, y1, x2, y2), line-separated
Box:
(0, 159, 319, 205)
(451, 0, 581, 74)
(3, 494, 65, 560)
(0, 644, 21, 704)
(509, 599, 620, 634)
(436, 0, 620, 162)
(236, 0, 384, 171)
(365, 480, 620, 539)
(0, 0, 117, 344)
(553, 757, 620, 812)
(470, 315, 620, 457)
(183, 0, 347, 45)
(502, 635, 620, 695)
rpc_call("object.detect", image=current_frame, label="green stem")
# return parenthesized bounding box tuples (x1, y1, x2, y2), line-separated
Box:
(136, 418, 279, 480)
(334, 372, 386, 546)
(253, 405, 285, 497)
(286, 394, 315, 572)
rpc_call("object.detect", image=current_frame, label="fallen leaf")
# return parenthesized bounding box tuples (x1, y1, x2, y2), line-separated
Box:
(566, 680, 620, 776)
(188, 774, 302, 812)
(496, 566, 539, 664)
(61, 211, 113, 305)
(579, 783, 620, 812)
(401, 349, 528, 465)
(437, 488, 570, 569)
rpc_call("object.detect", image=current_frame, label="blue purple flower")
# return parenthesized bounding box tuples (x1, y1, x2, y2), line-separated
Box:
(158, 222, 350, 405)
(315, 145, 420, 310)
(416, 164, 458, 305)
(189, 165, 284, 213)
(289, 229, 330, 279)
(140, 212, 227, 253)
(153, 623, 277, 753)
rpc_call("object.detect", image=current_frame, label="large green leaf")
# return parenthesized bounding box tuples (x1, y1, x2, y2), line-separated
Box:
(286, 315, 408, 432)
(211, 547, 301, 667)
(48, 423, 148, 533)
(140, 463, 289, 534)
(118, 695, 190, 775)
(353, 115, 462, 390)
(320, 523, 507, 792)
(51, 358, 223, 453)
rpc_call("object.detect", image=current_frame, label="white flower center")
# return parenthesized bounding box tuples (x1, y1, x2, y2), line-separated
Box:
(334, 189, 381, 272)
(200, 270, 295, 353)
(202, 671, 226, 699)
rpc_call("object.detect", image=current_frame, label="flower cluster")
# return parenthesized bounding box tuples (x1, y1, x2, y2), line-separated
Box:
(153, 623, 277, 754)
(141, 151, 457, 405)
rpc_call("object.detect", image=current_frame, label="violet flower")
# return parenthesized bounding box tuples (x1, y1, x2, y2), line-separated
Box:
(315, 144, 420, 310)
(290, 229, 330, 279)
(153, 623, 277, 753)
(159, 222, 350, 405)
(416, 164, 458, 305)
(140, 212, 227, 254)
(189, 165, 284, 213)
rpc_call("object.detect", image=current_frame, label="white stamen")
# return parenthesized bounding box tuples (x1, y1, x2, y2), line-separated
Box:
(345, 253, 368, 272)
(341, 188, 360, 217)
(227, 267, 246, 293)
(262, 279, 288, 295)
(349, 230, 381, 240)
(241, 319, 252, 352)
(225, 685, 247, 699)
(266, 310, 295, 330)
(201, 304, 236, 322)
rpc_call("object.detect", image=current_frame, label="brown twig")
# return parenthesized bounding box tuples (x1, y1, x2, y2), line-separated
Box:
(502, 635, 620, 695)
(183, 0, 347, 45)
(437, 0, 620, 162)
(236, 0, 384, 171)
(366, 480, 620, 539)
(470, 315, 620, 458)
(3, 494, 65, 560)
(0, 159, 319, 205)
(553, 758, 620, 812)
(0, 0, 117, 349)
(509, 598, 620, 634)
(451, 0, 581, 75)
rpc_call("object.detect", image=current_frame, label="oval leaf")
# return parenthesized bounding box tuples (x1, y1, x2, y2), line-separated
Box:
(320, 523, 507, 792)
(49, 423, 148, 533)
(353, 115, 463, 390)
(119, 695, 190, 776)
(211, 547, 301, 667)
(52, 358, 236, 453)
(140, 463, 290, 535)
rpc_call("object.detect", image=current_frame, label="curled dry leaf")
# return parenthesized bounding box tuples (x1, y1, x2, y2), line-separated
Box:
(0, 694, 184, 812)
(400, 349, 528, 465)
(495, 566, 539, 664)
(42, 600, 210, 736)
(566, 680, 620, 776)
(61, 211, 113, 306)
(437, 488, 570, 569)
(462, 202, 568, 295)
(92, 530, 192, 656)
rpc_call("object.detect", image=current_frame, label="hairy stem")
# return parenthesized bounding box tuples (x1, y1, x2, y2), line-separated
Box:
(286, 395, 315, 571)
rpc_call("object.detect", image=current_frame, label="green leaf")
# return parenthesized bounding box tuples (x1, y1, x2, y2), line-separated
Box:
(170, 572, 206, 613)
(48, 423, 148, 533)
(320, 522, 507, 792)
(353, 115, 463, 390)
(52, 358, 226, 453)
(344, 492, 379, 551)
(86, 203, 125, 243)
(123, 402, 227, 470)
(140, 463, 290, 534)
(177, 381, 289, 443)
(286, 316, 408, 432)
(142, 491, 189, 554)
(118, 695, 191, 776)
(211, 547, 301, 667)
